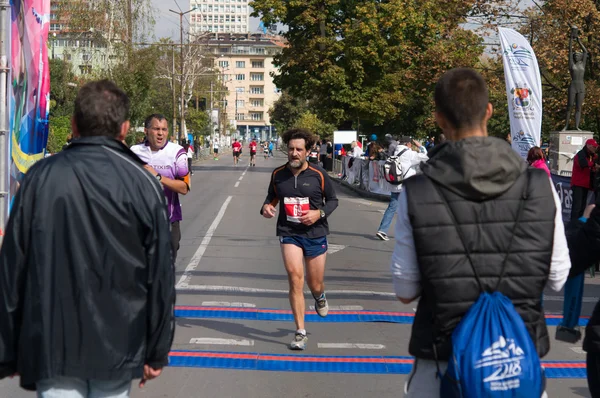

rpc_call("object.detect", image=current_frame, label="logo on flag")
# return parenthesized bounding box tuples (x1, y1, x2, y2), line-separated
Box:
(511, 87, 532, 109)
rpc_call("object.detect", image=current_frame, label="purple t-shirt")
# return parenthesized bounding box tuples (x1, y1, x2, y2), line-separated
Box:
(131, 141, 189, 222)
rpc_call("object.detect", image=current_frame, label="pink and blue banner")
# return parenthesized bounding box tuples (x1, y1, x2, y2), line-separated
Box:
(9, 0, 50, 204)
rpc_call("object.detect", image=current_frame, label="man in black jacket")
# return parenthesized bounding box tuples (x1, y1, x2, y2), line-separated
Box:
(566, 203, 600, 396)
(391, 68, 571, 397)
(0, 80, 175, 397)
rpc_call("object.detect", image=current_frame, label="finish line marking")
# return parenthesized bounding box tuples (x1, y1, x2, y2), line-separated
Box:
(189, 338, 255, 346)
(168, 350, 586, 378)
(173, 306, 590, 326)
(317, 343, 386, 350)
(176, 196, 233, 288)
(176, 284, 596, 303)
(176, 284, 396, 297)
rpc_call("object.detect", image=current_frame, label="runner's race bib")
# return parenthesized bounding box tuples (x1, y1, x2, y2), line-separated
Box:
(284, 197, 310, 223)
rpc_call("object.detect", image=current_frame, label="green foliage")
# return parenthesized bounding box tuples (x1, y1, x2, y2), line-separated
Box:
(46, 115, 71, 154)
(269, 91, 308, 133)
(293, 111, 336, 140)
(186, 108, 210, 138)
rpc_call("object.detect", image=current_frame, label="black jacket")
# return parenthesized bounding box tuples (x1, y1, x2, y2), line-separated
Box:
(0, 136, 175, 390)
(404, 137, 556, 360)
(262, 163, 338, 238)
(568, 212, 600, 353)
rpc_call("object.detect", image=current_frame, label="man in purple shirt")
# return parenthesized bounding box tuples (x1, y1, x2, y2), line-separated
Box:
(131, 114, 189, 262)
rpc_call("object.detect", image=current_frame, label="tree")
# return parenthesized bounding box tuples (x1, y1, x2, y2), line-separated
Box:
(251, 0, 485, 135)
(293, 111, 336, 139)
(46, 116, 71, 154)
(269, 91, 308, 133)
(186, 108, 210, 138)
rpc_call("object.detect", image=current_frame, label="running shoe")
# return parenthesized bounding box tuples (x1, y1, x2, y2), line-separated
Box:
(290, 332, 308, 350)
(314, 293, 329, 317)
(376, 231, 389, 241)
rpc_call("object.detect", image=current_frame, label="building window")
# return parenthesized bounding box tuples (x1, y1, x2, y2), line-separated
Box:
(250, 99, 263, 107)
(235, 87, 245, 93)
(251, 60, 264, 68)
(236, 113, 245, 121)
(79, 65, 92, 74)
(250, 112, 263, 121)
(250, 86, 264, 94)
(236, 61, 245, 68)
(218, 60, 229, 68)
(250, 73, 264, 81)
(236, 100, 245, 108)
(236, 74, 245, 80)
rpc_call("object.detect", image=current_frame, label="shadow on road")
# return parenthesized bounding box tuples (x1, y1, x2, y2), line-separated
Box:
(176, 318, 292, 347)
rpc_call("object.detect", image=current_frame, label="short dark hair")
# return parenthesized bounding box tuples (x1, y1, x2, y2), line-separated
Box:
(144, 114, 168, 129)
(434, 68, 489, 131)
(73, 80, 130, 138)
(282, 128, 316, 150)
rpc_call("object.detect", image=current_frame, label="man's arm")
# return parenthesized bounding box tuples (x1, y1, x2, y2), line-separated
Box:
(547, 178, 572, 291)
(0, 178, 31, 378)
(321, 172, 339, 217)
(390, 190, 422, 303)
(577, 150, 590, 169)
(144, 197, 176, 371)
(260, 171, 278, 216)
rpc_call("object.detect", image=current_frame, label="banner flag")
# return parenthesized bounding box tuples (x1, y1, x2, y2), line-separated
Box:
(9, 0, 51, 206)
(499, 27, 542, 159)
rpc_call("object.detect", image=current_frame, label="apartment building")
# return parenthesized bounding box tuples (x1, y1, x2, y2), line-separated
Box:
(207, 33, 285, 140)
(189, 0, 250, 35)
(49, 0, 117, 76)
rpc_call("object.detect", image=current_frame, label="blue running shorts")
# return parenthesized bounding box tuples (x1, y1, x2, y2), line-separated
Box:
(280, 236, 328, 258)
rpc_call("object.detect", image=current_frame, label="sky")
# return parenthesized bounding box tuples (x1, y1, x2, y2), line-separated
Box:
(150, 0, 261, 40)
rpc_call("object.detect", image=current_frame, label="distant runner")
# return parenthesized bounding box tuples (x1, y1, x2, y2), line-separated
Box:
(232, 138, 242, 166)
(261, 128, 339, 350)
(249, 138, 258, 167)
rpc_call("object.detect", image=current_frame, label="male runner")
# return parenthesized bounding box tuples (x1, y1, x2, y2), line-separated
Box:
(261, 128, 339, 350)
(249, 138, 258, 167)
(232, 138, 242, 166)
(131, 114, 189, 263)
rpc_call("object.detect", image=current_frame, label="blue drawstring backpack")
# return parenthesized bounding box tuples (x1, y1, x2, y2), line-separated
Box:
(433, 174, 545, 398)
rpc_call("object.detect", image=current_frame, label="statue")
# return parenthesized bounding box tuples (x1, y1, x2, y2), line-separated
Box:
(563, 26, 588, 131)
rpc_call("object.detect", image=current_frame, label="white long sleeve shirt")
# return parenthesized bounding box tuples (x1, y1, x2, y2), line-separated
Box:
(391, 177, 572, 300)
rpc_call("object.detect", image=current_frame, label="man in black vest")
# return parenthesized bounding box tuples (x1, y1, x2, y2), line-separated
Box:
(391, 68, 571, 397)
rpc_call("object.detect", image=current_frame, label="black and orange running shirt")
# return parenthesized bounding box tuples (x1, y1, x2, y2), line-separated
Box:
(261, 163, 339, 238)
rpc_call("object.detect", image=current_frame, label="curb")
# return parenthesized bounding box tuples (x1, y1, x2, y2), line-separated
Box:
(330, 177, 390, 202)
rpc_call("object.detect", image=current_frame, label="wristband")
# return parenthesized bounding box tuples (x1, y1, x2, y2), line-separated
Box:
(579, 216, 588, 223)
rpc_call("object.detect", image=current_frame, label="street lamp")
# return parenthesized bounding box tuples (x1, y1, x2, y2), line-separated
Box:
(169, 6, 198, 143)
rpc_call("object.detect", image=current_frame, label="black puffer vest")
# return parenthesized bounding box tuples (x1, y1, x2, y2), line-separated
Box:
(404, 168, 555, 360)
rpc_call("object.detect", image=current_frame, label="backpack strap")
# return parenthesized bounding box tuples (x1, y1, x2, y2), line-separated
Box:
(432, 170, 530, 293)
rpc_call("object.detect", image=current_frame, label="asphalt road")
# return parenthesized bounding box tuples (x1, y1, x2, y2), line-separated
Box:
(0, 150, 594, 397)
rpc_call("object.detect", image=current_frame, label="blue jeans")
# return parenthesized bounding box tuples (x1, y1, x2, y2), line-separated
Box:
(37, 376, 131, 398)
(378, 192, 400, 234)
(560, 273, 585, 329)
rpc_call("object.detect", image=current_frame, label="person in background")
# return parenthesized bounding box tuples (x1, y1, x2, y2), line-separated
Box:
(183, 140, 194, 175)
(369, 144, 387, 161)
(527, 146, 551, 177)
(376, 136, 428, 241)
(385, 134, 398, 157)
(571, 139, 599, 221)
(350, 141, 363, 158)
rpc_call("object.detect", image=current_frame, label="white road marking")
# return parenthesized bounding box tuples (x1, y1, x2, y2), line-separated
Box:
(201, 301, 256, 308)
(242, 171, 247, 176)
(378, 210, 385, 214)
(327, 244, 346, 255)
(176, 196, 233, 288)
(317, 343, 386, 350)
(176, 284, 396, 297)
(238, 176, 244, 181)
(570, 347, 585, 355)
(234, 181, 240, 188)
(189, 338, 255, 346)
(309, 305, 364, 311)
(544, 295, 598, 303)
